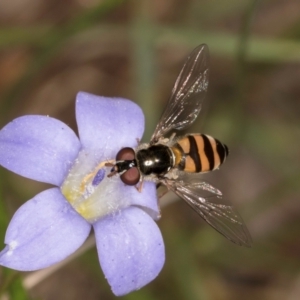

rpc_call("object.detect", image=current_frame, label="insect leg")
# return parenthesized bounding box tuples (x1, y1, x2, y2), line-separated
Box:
(135, 177, 144, 192)
(80, 160, 115, 191)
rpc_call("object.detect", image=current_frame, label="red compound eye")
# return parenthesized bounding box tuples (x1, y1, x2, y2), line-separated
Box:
(116, 147, 140, 185)
(120, 167, 140, 185)
(116, 147, 135, 161)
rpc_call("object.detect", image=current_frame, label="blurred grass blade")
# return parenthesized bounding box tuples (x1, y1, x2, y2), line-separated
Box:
(1, 0, 125, 116)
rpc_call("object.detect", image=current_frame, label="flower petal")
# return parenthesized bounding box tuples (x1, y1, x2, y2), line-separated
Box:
(0, 188, 91, 271)
(61, 149, 160, 222)
(76, 92, 145, 160)
(0, 116, 80, 186)
(94, 206, 165, 296)
(119, 181, 160, 220)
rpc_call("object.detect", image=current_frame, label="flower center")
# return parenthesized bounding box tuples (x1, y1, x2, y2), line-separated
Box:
(61, 150, 129, 223)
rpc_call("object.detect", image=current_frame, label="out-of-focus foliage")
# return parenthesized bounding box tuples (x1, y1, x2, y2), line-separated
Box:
(1, 0, 300, 299)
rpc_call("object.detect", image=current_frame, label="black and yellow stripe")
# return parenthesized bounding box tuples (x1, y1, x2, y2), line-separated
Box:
(171, 134, 229, 173)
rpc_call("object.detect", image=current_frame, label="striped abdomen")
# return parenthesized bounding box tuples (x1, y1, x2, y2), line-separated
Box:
(171, 134, 229, 173)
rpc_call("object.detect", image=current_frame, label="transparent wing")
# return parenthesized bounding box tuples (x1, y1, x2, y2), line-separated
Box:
(151, 44, 209, 144)
(161, 174, 252, 247)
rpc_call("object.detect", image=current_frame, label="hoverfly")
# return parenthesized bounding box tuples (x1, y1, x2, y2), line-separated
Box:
(106, 44, 252, 247)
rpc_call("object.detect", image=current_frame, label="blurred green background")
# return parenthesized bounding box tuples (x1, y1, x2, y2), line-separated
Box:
(1, 0, 300, 299)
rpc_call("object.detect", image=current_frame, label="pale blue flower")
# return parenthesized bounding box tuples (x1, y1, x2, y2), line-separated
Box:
(0, 92, 165, 296)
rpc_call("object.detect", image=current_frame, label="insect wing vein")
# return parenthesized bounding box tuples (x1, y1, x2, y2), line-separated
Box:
(150, 44, 209, 143)
(163, 177, 252, 247)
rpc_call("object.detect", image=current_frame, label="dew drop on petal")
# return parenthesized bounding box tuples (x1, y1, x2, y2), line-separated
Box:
(4, 241, 18, 256)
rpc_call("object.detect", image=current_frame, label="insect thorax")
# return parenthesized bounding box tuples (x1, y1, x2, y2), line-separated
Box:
(136, 145, 174, 176)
